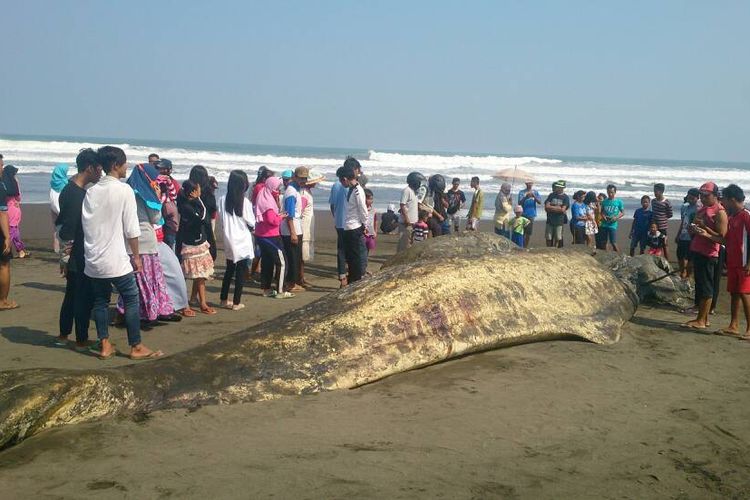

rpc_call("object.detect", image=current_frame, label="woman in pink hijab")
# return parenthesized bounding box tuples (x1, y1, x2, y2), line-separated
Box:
(253, 176, 294, 298)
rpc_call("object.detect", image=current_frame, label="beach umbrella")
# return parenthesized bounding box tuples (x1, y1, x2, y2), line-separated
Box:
(492, 167, 535, 184)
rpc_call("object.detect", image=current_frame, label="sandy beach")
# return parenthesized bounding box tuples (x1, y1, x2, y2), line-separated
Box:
(1, 204, 749, 498)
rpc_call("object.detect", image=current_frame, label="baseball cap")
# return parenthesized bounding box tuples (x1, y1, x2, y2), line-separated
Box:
(699, 182, 718, 195)
(158, 159, 173, 171)
(294, 166, 309, 179)
(282, 169, 294, 179)
(553, 180, 566, 188)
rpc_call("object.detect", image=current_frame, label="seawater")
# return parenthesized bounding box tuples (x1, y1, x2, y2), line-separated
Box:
(2, 134, 748, 219)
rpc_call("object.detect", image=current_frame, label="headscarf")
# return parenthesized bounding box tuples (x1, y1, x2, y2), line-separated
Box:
(127, 163, 162, 211)
(254, 176, 283, 223)
(2, 165, 19, 197)
(50, 164, 70, 193)
(500, 182, 511, 195)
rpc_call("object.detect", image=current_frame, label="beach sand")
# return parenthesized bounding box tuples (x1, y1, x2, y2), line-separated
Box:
(0, 205, 748, 498)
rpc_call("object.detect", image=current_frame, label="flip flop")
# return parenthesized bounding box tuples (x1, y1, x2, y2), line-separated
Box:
(713, 329, 740, 338)
(93, 349, 117, 360)
(200, 306, 217, 315)
(0, 301, 19, 311)
(682, 322, 707, 330)
(737, 335, 750, 342)
(129, 350, 165, 360)
(180, 308, 197, 317)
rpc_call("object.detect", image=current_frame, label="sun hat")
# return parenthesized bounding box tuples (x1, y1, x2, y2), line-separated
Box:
(282, 169, 294, 179)
(699, 182, 718, 195)
(305, 169, 325, 185)
(294, 166, 310, 179)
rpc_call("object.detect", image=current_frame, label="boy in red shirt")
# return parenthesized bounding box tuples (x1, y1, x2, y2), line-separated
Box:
(696, 184, 750, 338)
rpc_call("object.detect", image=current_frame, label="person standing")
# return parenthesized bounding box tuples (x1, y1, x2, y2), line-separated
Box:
(329, 163, 349, 286)
(599, 184, 625, 252)
(55, 148, 101, 347)
(398, 172, 423, 251)
(218, 170, 255, 310)
(583, 191, 599, 254)
(629, 195, 652, 256)
(2, 165, 28, 258)
(49, 163, 70, 254)
(187, 165, 217, 262)
(340, 165, 369, 283)
(446, 177, 466, 234)
(466, 176, 483, 231)
(255, 176, 293, 299)
(178, 180, 216, 314)
(544, 180, 570, 248)
(82, 146, 163, 360)
(704, 184, 750, 338)
(683, 182, 727, 330)
(676, 188, 700, 279)
(300, 169, 324, 286)
(280, 167, 306, 293)
(651, 183, 674, 261)
(493, 183, 513, 238)
(0, 154, 17, 310)
(517, 181, 542, 248)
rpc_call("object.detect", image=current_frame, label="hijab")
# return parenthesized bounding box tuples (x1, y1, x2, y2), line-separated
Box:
(50, 164, 70, 193)
(127, 163, 162, 211)
(2, 165, 19, 197)
(254, 176, 282, 223)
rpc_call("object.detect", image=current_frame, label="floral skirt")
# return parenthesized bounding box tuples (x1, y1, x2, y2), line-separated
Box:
(181, 241, 214, 279)
(117, 254, 174, 321)
(585, 220, 598, 236)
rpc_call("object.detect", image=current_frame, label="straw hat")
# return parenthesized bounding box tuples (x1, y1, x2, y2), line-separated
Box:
(305, 169, 325, 185)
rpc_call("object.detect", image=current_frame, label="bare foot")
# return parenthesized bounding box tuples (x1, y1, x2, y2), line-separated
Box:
(682, 320, 707, 329)
(129, 344, 165, 360)
(181, 307, 196, 317)
(200, 305, 217, 315)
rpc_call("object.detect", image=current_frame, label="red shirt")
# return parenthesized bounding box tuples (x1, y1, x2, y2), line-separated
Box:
(725, 208, 750, 268)
(689, 203, 724, 258)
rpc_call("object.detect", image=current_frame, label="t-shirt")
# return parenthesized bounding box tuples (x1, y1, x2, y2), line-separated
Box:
(646, 231, 666, 250)
(571, 201, 588, 228)
(56, 182, 87, 270)
(689, 203, 724, 258)
(398, 187, 419, 225)
(544, 192, 570, 226)
(412, 221, 429, 242)
(632, 208, 652, 237)
(600, 198, 624, 229)
(328, 181, 347, 229)
(518, 189, 540, 218)
(219, 196, 256, 262)
(678, 203, 698, 241)
(446, 189, 466, 215)
(725, 208, 750, 268)
(651, 198, 673, 231)
(281, 182, 302, 236)
(512, 215, 531, 234)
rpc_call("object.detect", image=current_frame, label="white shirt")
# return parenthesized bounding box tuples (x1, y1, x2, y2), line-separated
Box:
(82, 175, 141, 279)
(398, 187, 418, 225)
(218, 195, 256, 262)
(344, 184, 369, 230)
(49, 188, 61, 216)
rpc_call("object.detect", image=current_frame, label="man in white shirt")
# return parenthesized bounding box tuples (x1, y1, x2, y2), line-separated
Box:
(398, 172, 424, 252)
(82, 146, 163, 360)
(340, 165, 369, 283)
(280, 167, 306, 292)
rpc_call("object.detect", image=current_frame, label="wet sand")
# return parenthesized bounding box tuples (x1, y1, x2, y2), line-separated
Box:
(0, 205, 749, 498)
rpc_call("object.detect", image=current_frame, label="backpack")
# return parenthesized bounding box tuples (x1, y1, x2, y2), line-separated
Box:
(380, 210, 399, 234)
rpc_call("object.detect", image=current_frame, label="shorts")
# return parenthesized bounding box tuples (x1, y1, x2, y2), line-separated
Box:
(727, 267, 750, 294)
(676, 240, 692, 261)
(693, 253, 718, 300)
(524, 218, 534, 236)
(599, 226, 617, 246)
(545, 222, 563, 242)
(630, 233, 647, 252)
(573, 225, 587, 244)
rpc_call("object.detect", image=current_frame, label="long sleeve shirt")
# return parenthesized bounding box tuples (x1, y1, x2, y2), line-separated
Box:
(344, 184, 368, 230)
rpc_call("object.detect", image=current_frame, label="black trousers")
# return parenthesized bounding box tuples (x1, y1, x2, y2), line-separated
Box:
(257, 236, 286, 291)
(281, 234, 303, 287)
(343, 226, 366, 283)
(59, 267, 93, 343)
(220, 258, 249, 305)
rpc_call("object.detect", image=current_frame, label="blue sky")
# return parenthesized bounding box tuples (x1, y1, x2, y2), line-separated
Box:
(1, 0, 748, 161)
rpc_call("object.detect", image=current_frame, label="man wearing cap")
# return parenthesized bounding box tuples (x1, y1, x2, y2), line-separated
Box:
(280, 167, 306, 293)
(684, 181, 727, 329)
(676, 188, 700, 280)
(544, 180, 570, 248)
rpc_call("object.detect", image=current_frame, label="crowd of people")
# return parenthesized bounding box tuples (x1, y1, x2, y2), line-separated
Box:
(1, 149, 750, 359)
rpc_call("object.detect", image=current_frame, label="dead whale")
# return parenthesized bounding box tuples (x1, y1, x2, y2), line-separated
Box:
(0, 237, 636, 450)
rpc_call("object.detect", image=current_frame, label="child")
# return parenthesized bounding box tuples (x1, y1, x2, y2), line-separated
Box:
(412, 210, 431, 243)
(2, 165, 28, 258)
(466, 176, 483, 231)
(645, 222, 666, 257)
(364, 189, 377, 254)
(629, 195, 652, 256)
(511, 206, 531, 247)
(651, 183, 673, 260)
(677, 188, 699, 280)
(178, 180, 216, 314)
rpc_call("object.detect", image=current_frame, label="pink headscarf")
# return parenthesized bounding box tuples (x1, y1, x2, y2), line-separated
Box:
(254, 176, 282, 223)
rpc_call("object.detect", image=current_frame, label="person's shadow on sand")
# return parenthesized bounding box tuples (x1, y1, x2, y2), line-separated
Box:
(1, 327, 61, 348)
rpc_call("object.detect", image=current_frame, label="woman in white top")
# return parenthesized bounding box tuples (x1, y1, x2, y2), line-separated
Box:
(299, 169, 325, 286)
(49, 163, 69, 254)
(218, 170, 256, 310)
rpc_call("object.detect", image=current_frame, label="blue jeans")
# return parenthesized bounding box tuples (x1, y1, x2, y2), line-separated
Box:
(90, 273, 141, 346)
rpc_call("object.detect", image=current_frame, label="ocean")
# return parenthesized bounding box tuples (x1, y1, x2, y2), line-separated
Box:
(2, 134, 748, 219)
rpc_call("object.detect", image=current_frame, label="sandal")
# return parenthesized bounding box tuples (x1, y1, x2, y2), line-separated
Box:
(180, 308, 197, 317)
(200, 306, 217, 315)
(130, 350, 165, 360)
(0, 301, 19, 311)
(262, 290, 277, 298)
(275, 291, 295, 299)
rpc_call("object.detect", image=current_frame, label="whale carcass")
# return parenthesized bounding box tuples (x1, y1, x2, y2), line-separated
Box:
(0, 234, 637, 450)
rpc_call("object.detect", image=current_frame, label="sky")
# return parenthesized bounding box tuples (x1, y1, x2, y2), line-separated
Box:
(1, 0, 748, 162)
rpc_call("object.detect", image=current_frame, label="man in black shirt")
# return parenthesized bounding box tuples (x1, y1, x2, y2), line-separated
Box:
(0, 153, 17, 310)
(55, 148, 102, 347)
(446, 177, 466, 233)
(544, 180, 570, 248)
